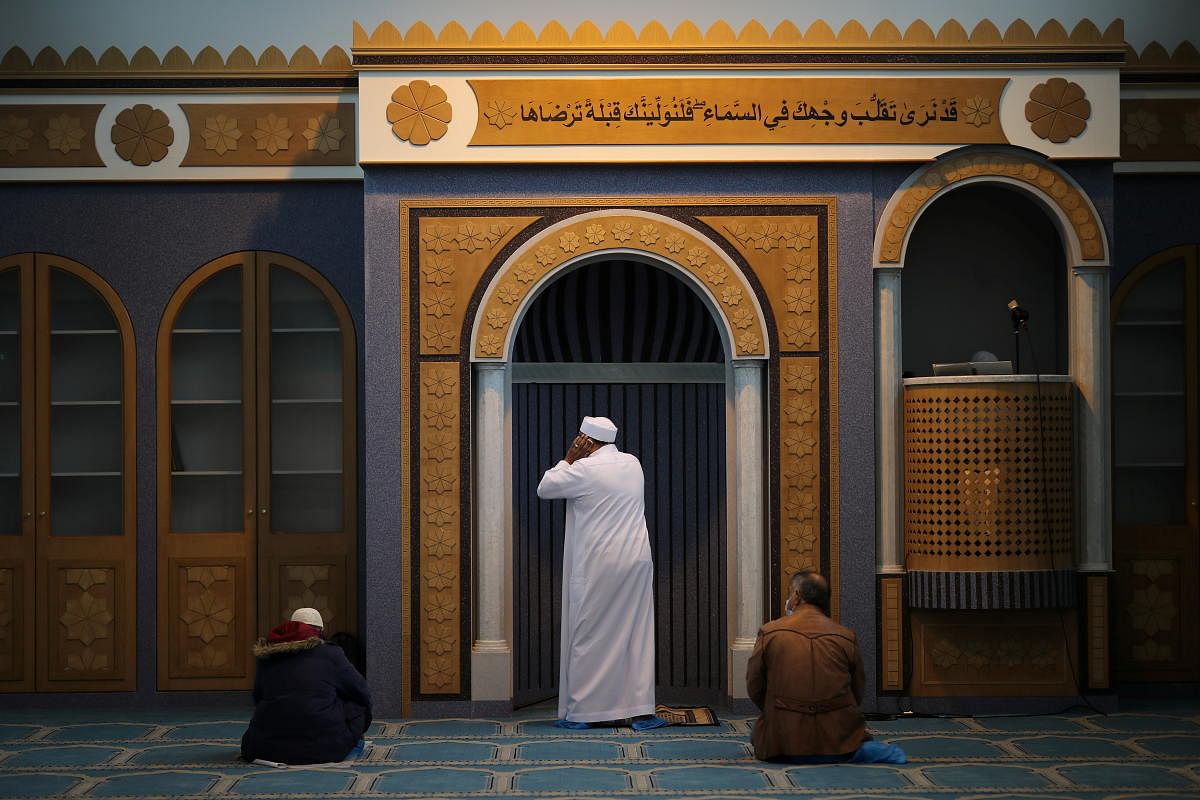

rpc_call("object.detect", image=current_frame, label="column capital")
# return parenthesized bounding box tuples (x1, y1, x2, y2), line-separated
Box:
(1072, 264, 1111, 275)
(873, 264, 904, 275)
(474, 360, 507, 373)
(732, 358, 766, 370)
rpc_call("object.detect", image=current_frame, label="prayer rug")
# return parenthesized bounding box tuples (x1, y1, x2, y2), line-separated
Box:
(655, 704, 720, 726)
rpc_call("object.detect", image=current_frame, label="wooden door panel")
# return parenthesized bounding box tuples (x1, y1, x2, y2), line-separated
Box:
(168, 556, 248, 682)
(267, 556, 348, 636)
(43, 561, 124, 685)
(0, 560, 30, 686)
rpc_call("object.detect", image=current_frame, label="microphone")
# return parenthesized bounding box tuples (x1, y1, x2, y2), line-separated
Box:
(1007, 298, 1030, 331)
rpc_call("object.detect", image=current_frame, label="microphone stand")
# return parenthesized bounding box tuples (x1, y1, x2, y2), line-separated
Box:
(1008, 299, 1030, 374)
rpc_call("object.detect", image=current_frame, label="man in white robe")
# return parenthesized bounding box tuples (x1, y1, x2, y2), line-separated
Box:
(537, 416, 664, 730)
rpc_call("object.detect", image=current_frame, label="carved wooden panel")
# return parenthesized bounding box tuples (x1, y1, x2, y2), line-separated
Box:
(911, 610, 1077, 696)
(0, 565, 19, 682)
(1119, 100, 1200, 162)
(169, 560, 245, 679)
(179, 103, 357, 167)
(1114, 550, 1198, 680)
(417, 361, 461, 694)
(880, 577, 904, 691)
(418, 217, 538, 357)
(47, 564, 119, 681)
(0, 105, 105, 167)
(1087, 574, 1109, 690)
(275, 561, 343, 633)
(904, 381, 1073, 571)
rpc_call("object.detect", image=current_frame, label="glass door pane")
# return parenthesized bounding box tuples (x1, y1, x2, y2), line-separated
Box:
(269, 267, 342, 533)
(1114, 258, 1187, 527)
(48, 269, 122, 536)
(170, 268, 244, 532)
(0, 269, 19, 535)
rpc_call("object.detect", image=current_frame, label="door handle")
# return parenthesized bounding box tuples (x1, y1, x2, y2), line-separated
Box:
(38, 511, 46, 518)
(259, 508, 268, 515)
(23, 511, 31, 519)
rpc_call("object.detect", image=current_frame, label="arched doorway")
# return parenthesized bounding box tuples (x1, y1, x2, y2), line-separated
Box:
(510, 258, 728, 706)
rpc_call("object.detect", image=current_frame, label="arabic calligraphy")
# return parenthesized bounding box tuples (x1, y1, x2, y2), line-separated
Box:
(468, 78, 1009, 146)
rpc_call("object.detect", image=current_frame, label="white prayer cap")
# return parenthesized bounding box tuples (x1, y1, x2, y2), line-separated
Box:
(580, 416, 617, 442)
(291, 607, 324, 629)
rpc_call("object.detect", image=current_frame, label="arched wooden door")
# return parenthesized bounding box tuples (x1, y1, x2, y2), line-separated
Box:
(512, 260, 728, 707)
(157, 252, 357, 690)
(0, 253, 136, 692)
(1112, 245, 1200, 682)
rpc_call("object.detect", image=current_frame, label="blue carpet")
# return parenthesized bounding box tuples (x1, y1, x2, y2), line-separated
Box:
(0, 704, 1197, 797)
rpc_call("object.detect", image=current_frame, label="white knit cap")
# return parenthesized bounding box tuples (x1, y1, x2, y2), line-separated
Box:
(580, 416, 617, 442)
(291, 607, 324, 629)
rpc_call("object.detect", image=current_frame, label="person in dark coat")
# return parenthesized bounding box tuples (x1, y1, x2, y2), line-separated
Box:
(241, 608, 372, 764)
(746, 572, 906, 764)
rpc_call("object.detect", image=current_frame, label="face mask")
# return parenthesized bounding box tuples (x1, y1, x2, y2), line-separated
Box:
(784, 597, 796, 616)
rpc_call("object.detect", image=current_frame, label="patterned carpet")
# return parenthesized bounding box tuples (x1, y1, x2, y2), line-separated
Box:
(0, 704, 1198, 798)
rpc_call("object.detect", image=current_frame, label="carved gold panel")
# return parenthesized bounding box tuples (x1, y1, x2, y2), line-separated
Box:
(0, 105, 104, 167)
(170, 560, 244, 679)
(1119, 99, 1200, 162)
(699, 215, 821, 352)
(912, 610, 1077, 696)
(777, 357, 822, 596)
(469, 78, 1009, 146)
(49, 565, 118, 681)
(476, 213, 768, 359)
(880, 577, 904, 691)
(179, 103, 357, 166)
(417, 361, 462, 694)
(417, 217, 538, 356)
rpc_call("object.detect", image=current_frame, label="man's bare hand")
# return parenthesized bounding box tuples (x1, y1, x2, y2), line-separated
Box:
(564, 434, 596, 464)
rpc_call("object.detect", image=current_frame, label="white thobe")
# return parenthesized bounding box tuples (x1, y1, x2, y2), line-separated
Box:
(537, 444, 655, 722)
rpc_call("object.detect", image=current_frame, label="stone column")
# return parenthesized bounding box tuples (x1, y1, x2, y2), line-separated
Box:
(875, 267, 905, 575)
(1071, 266, 1112, 573)
(471, 362, 511, 700)
(730, 360, 765, 698)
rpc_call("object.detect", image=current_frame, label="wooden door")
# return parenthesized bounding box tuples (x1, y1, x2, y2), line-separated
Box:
(512, 380, 728, 707)
(158, 252, 357, 690)
(254, 253, 357, 646)
(1112, 245, 1200, 681)
(0, 253, 136, 692)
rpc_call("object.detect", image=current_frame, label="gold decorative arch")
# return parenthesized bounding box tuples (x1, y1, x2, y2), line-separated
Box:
(473, 212, 769, 360)
(875, 149, 1110, 266)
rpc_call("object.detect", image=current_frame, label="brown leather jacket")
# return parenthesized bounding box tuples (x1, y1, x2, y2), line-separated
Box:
(745, 604, 866, 760)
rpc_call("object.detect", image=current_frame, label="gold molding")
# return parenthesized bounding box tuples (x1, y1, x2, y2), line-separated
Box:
(879, 150, 1109, 264)
(880, 577, 904, 691)
(1125, 40, 1200, 75)
(474, 212, 768, 359)
(354, 18, 1124, 53)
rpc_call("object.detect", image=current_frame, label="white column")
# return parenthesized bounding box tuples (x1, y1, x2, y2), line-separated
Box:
(875, 267, 905, 575)
(472, 362, 512, 700)
(729, 359, 765, 698)
(1071, 266, 1112, 572)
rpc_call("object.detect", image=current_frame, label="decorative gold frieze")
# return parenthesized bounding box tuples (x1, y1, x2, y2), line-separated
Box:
(0, 105, 104, 167)
(475, 213, 767, 359)
(353, 17, 1124, 54)
(1124, 40, 1200, 76)
(180, 103, 357, 166)
(1119, 100, 1200, 161)
(0, 44, 352, 78)
(879, 151, 1107, 263)
(417, 361, 461, 694)
(416, 217, 538, 356)
(468, 78, 1009, 146)
(1025, 78, 1091, 144)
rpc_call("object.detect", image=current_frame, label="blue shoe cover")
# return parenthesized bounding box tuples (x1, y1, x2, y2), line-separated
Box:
(631, 715, 669, 731)
(554, 719, 592, 729)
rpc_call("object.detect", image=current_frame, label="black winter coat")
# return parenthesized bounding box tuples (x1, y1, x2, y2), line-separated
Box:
(241, 636, 372, 764)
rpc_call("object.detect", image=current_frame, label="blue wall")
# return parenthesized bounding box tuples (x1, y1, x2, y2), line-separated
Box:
(1114, 174, 1200, 288)
(0, 181, 364, 705)
(363, 164, 879, 715)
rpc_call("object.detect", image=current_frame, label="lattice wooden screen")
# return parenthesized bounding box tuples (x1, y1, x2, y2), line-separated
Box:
(904, 382, 1073, 571)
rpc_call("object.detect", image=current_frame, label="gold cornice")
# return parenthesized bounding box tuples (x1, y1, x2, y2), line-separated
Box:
(352, 17, 1126, 54)
(1123, 40, 1200, 78)
(0, 44, 354, 85)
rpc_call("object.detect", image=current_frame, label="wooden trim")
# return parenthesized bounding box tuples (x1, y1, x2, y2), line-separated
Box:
(0, 254, 35, 691)
(254, 256, 271, 637)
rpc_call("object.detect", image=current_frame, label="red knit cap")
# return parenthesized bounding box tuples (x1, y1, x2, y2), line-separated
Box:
(266, 619, 322, 643)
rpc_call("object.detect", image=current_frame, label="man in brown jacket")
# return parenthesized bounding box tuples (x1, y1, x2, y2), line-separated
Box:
(746, 572, 906, 764)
